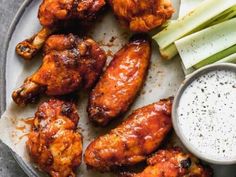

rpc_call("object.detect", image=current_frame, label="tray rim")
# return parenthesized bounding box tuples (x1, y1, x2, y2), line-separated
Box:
(1, 0, 39, 176)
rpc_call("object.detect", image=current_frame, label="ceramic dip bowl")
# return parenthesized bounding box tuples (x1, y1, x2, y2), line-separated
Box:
(172, 63, 236, 164)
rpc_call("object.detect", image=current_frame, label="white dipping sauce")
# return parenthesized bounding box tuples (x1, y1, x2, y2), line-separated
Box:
(177, 69, 236, 161)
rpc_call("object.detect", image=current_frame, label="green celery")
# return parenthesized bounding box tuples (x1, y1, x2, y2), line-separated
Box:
(153, 0, 236, 59)
(194, 45, 236, 69)
(154, 0, 236, 49)
(179, 0, 204, 18)
(175, 18, 236, 69)
(216, 53, 236, 63)
(159, 44, 178, 60)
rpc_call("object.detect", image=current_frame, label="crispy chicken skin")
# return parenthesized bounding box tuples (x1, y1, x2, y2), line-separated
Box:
(12, 34, 107, 106)
(84, 98, 172, 172)
(26, 99, 83, 177)
(120, 148, 213, 177)
(16, 0, 106, 60)
(109, 0, 174, 32)
(87, 36, 151, 126)
(39, 0, 106, 28)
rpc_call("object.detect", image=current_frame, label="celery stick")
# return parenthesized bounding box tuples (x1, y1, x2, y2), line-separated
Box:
(209, 6, 236, 25)
(159, 44, 178, 60)
(180, 61, 195, 76)
(161, 20, 176, 28)
(160, 8, 236, 60)
(153, 0, 236, 49)
(179, 0, 204, 18)
(175, 18, 236, 69)
(183, 53, 236, 75)
(194, 45, 236, 69)
(183, 54, 236, 76)
(216, 53, 236, 63)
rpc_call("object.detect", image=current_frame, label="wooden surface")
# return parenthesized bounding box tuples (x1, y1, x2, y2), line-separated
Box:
(0, 0, 27, 176)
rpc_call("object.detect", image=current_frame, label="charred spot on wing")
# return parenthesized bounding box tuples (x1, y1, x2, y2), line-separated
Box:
(180, 157, 192, 169)
(160, 96, 174, 103)
(61, 103, 73, 116)
(129, 33, 151, 43)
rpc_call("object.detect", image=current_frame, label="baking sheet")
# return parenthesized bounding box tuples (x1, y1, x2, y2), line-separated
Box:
(1, 0, 236, 176)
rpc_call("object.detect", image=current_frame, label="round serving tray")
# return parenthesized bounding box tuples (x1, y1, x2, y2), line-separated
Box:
(1, 0, 236, 176)
(1, 1, 41, 176)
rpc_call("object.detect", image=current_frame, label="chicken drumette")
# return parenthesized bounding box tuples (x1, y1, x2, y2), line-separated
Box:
(88, 35, 151, 126)
(109, 0, 174, 32)
(26, 99, 83, 177)
(85, 98, 172, 172)
(16, 0, 106, 59)
(12, 34, 107, 106)
(120, 148, 213, 177)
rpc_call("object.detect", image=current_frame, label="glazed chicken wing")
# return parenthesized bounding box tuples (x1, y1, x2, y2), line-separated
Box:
(39, 0, 106, 28)
(120, 148, 213, 177)
(109, 0, 174, 32)
(12, 34, 107, 106)
(26, 99, 83, 177)
(87, 35, 151, 126)
(16, 0, 106, 60)
(85, 98, 172, 172)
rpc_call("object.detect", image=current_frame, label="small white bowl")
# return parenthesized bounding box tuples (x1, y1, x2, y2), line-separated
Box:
(172, 63, 236, 165)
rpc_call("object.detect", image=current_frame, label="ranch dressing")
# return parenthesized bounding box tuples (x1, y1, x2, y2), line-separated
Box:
(177, 69, 236, 161)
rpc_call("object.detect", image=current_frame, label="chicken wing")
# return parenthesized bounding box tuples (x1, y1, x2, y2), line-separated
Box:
(12, 34, 107, 106)
(84, 98, 172, 172)
(109, 0, 174, 32)
(26, 99, 83, 177)
(16, 0, 106, 60)
(16, 27, 54, 60)
(87, 35, 151, 126)
(39, 0, 106, 28)
(120, 148, 213, 177)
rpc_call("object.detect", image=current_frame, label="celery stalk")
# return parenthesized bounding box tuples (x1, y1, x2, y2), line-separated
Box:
(159, 7, 236, 60)
(183, 54, 236, 76)
(157, 7, 236, 60)
(181, 61, 195, 76)
(175, 18, 236, 69)
(153, 0, 236, 49)
(216, 53, 236, 63)
(159, 44, 178, 60)
(179, 0, 204, 18)
(194, 45, 236, 69)
(209, 6, 236, 25)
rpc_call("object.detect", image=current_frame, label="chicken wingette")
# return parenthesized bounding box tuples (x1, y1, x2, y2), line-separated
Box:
(87, 35, 151, 126)
(85, 98, 172, 172)
(16, 0, 106, 59)
(26, 99, 83, 177)
(120, 148, 213, 177)
(38, 0, 106, 28)
(12, 34, 107, 106)
(109, 0, 174, 32)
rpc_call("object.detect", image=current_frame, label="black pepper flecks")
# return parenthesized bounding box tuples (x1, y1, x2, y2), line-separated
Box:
(177, 69, 236, 160)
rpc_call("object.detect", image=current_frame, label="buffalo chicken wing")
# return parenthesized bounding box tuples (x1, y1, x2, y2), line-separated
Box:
(16, 0, 106, 59)
(87, 35, 151, 126)
(120, 148, 213, 177)
(109, 0, 174, 32)
(26, 99, 83, 177)
(39, 0, 106, 28)
(12, 34, 107, 106)
(85, 98, 172, 172)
